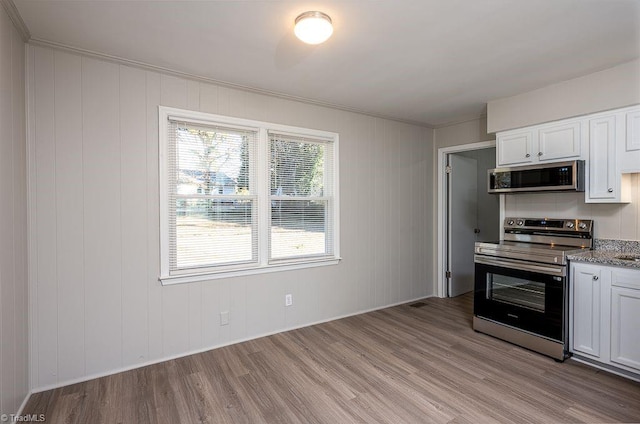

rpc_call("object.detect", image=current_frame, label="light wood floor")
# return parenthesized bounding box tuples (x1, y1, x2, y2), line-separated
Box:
(24, 294, 640, 423)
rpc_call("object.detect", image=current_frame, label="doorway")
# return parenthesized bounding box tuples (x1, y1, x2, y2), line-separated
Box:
(436, 141, 503, 298)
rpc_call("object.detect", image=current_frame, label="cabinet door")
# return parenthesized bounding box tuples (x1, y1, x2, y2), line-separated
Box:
(610, 287, 640, 371)
(587, 115, 617, 200)
(610, 269, 640, 371)
(573, 265, 601, 358)
(626, 109, 640, 152)
(538, 121, 581, 161)
(497, 130, 533, 166)
(621, 109, 640, 173)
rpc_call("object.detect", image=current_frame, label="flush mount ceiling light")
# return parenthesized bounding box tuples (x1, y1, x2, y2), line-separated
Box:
(294, 11, 333, 45)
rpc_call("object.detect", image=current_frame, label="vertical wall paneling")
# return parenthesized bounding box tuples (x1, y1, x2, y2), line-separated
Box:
(33, 46, 58, 388)
(199, 83, 218, 115)
(361, 116, 376, 309)
(228, 280, 247, 342)
(0, 6, 15, 411)
(27, 43, 39, 392)
(200, 281, 222, 348)
(159, 74, 190, 357)
(54, 51, 85, 381)
(11, 18, 28, 412)
(82, 57, 123, 375)
(146, 71, 163, 361)
(28, 47, 434, 390)
(0, 6, 28, 414)
(186, 78, 202, 350)
(245, 277, 286, 339)
(120, 65, 149, 365)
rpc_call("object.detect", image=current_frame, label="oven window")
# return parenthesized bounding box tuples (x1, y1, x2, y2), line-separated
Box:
(486, 273, 545, 312)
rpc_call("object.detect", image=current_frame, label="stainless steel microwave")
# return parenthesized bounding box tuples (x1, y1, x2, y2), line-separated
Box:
(488, 160, 585, 194)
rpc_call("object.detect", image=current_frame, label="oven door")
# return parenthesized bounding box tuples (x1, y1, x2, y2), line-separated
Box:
(474, 256, 566, 342)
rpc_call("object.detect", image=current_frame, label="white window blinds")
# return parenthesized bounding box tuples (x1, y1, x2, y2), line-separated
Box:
(160, 107, 339, 283)
(269, 132, 335, 261)
(167, 119, 258, 272)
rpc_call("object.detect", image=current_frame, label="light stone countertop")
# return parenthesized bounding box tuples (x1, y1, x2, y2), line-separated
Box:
(567, 239, 640, 269)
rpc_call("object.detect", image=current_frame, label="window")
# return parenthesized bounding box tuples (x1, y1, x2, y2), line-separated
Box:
(159, 107, 339, 284)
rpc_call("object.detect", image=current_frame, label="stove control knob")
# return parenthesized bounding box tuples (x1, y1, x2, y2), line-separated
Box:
(507, 220, 515, 226)
(578, 222, 587, 230)
(517, 220, 524, 226)
(566, 222, 575, 229)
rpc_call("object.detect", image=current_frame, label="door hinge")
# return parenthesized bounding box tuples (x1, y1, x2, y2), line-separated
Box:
(445, 165, 452, 174)
(446, 271, 452, 278)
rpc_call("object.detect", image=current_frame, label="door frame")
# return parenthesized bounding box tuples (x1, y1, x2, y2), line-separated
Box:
(436, 140, 503, 298)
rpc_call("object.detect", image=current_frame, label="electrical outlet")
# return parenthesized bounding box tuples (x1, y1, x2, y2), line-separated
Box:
(220, 311, 229, 326)
(285, 294, 293, 307)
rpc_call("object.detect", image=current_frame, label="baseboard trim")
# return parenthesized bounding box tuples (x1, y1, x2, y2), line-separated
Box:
(16, 390, 33, 416)
(31, 294, 433, 394)
(570, 355, 640, 383)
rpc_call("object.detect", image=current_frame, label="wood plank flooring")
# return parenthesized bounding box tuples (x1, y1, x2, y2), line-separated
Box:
(23, 294, 640, 423)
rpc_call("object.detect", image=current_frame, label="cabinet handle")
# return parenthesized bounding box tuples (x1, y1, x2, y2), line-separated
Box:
(525, 153, 530, 158)
(608, 188, 613, 193)
(538, 152, 543, 156)
(593, 276, 599, 280)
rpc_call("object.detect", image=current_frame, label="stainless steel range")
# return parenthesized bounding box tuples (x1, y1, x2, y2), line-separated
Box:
(473, 218, 593, 361)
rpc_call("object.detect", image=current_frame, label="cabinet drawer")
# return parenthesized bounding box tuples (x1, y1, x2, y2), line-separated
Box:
(611, 268, 640, 290)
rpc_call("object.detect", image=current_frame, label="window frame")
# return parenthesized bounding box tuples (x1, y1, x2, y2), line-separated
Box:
(159, 106, 340, 285)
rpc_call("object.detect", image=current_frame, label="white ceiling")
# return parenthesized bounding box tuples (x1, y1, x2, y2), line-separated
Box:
(12, 0, 640, 127)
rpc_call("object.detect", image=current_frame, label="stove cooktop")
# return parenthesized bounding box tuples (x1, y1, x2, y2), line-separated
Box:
(475, 240, 590, 266)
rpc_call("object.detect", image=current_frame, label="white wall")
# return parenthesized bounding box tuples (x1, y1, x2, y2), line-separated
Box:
(0, 4, 28, 416)
(434, 116, 492, 150)
(487, 59, 640, 133)
(505, 176, 640, 241)
(27, 45, 433, 391)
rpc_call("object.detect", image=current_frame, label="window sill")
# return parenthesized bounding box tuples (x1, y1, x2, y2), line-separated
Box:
(159, 257, 342, 286)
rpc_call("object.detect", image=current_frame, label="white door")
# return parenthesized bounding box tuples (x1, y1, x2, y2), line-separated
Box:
(447, 154, 478, 297)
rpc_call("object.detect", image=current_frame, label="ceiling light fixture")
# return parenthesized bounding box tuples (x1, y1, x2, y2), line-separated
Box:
(294, 11, 333, 45)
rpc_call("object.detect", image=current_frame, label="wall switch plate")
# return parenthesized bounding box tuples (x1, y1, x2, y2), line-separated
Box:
(285, 294, 293, 307)
(220, 311, 229, 326)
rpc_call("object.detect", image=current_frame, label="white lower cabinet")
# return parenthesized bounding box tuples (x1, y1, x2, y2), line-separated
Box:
(571, 262, 640, 375)
(572, 265, 602, 357)
(610, 269, 640, 370)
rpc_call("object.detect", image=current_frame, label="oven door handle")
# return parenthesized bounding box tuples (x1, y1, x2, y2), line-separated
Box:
(474, 255, 566, 277)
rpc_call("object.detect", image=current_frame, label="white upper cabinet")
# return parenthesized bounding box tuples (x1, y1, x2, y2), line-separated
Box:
(497, 130, 533, 165)
(496, 120, 582, 167)
(621, 109, 640, 173)
(495, 104, 639, 203)
(587, 114, 618, 201)
(585, 110, 632, 203)
(537, 121, 582, 161)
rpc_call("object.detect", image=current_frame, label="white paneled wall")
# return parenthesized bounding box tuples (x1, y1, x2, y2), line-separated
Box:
(27, 45, 433, 391)
(504, 174, 640, 240)
(0, 5, 28, 416)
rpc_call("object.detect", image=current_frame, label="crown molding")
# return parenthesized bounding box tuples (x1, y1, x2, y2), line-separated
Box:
(1, 0, 30, 41)
(28, 37, 435, 130)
